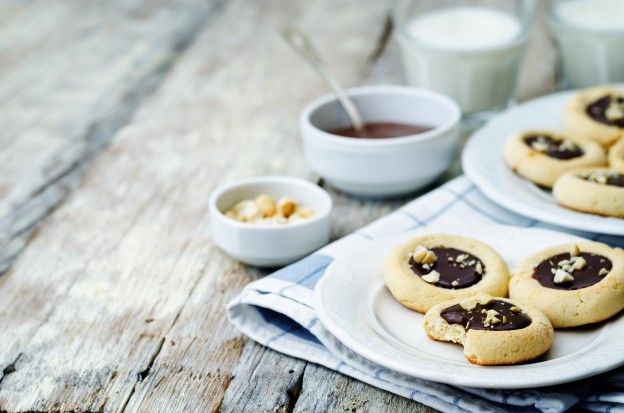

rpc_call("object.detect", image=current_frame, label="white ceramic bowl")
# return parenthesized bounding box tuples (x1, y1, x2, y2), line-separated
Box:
(209, 176, 332, 267)
(300, 85, 461, 197)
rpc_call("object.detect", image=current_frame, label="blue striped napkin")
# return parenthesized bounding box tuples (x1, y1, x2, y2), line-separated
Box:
(227, 176, 624, 413)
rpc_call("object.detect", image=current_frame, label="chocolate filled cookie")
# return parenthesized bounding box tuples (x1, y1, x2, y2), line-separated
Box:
(504, 129, 606, 188)
(509, 242, 624, 328)
(564, 87, 624, 146)
(609, 137, 624, 173)
(423, 293, 553, 365)
(382, 234, 509, 313)
(553, 167, 624, 218)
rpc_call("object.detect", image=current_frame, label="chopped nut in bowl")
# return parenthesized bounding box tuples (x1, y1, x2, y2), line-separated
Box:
(225, 194, 315, 225)
(209, 176, 332, 267)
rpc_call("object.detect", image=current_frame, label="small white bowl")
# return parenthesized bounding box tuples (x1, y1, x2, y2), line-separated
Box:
(300, 85, 461, 197)
(209, 176, 332, 267)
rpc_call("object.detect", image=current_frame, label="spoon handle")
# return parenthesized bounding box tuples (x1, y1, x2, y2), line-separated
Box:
(281, 26, 364, 131)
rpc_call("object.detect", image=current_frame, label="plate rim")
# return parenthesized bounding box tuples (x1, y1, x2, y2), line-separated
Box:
(314, 226, 624, 389)
(461, 88, 624, 236)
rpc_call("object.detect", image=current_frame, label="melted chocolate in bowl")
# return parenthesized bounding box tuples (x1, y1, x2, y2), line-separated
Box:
(330, 122, 433, 139)
(441, 300, 531, 331)
(409, 247, 483, 289)
(533, 252, 612, 290)
(523, 135, 583, 160)
(586, 95, 624, 128)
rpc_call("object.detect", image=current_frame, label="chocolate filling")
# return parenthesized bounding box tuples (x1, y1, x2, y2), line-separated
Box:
(583, 172, 624, 188)
(586, 95, 624, 127)
(533, 252, 612, 290)
(441, 300, 531, 331)
(606, 173, 624, 187)
(523, 135, 583, 160)
(409, 247, 483, 289)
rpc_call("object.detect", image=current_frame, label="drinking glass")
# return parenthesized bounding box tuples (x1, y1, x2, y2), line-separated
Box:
(548, 0, 624, 89)
(392, 0, 537, 122)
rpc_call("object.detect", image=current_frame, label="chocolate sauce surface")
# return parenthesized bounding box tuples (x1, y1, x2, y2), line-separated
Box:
(441, 300, 531, 331)
(330, 122, 432, 139)
(409, 247, 483, 289)
(586, 95, 624, 127)
(605, 173, 624, 187)
(533, 252, 612, 290)
(523, 135, 583, 160)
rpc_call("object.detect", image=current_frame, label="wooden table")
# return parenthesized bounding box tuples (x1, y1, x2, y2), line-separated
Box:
(0, 1, 556, 411)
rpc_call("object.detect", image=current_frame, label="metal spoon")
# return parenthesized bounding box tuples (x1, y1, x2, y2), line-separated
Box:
(281, 26, 364, 132)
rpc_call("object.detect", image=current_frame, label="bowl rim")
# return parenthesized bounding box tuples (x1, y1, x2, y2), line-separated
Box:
(209, 175, 333, 230)
(300, 84, 461, 147)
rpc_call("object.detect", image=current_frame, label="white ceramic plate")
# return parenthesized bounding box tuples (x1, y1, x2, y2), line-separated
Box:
(314, 225, 624, 389)
(462, 89, 624, 235)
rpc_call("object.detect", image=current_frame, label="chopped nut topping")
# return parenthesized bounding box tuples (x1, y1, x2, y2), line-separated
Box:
(584, 170, 616, 185)
(455, 254, 468, 263)
(459, 300, 477, 311)
(599, 268, 609, 276)
(606, 100, 624, 121)
(531, 139, 550, 152)
(277, 197, 297, 218)
(570, 244, 580, 257)
(510, 306, 521, 313)
(570, 256, 586, 271)
(484, 309, 501, 325)
(529, 135, 580, 154)
(451, 280, 459, 287)
(225, 194, 315, 224)
(255, 194, 276, 217)
(421, 270, 440, 284)
(554, 268, 574, 284)
(412, 245, 437, 265)
(232, 200, 260, 221)
(475, 261, 483, 274)
(447, 256, 454, 262)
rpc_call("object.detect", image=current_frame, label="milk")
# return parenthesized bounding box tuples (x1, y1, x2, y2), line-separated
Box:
(396, 6, 528, 114)
(550, 0, 624, 88)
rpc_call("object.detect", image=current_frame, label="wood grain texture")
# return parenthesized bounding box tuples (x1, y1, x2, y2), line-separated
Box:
(0, 0, 215, 275)
(294, 363, 435, 413)
(219, 342, 307, 413)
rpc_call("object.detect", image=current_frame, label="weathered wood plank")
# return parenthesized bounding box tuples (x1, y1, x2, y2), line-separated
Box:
(219, 342, 307, 413)
(294, 363, 436, 413)
(0, 0, 216, 275)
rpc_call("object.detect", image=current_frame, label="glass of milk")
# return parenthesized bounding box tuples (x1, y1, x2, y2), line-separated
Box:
(548, 0, 624, 88)
(392, 0, 537, 120)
